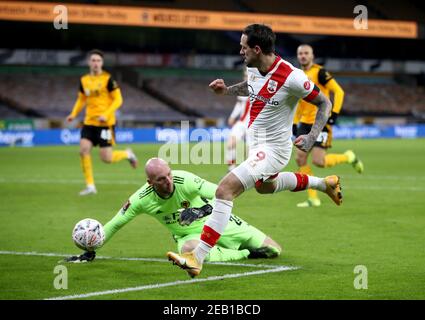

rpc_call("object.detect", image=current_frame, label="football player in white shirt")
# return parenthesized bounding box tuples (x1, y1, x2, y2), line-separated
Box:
(167, 24, 342, 278)
(226, 71, 251, 172)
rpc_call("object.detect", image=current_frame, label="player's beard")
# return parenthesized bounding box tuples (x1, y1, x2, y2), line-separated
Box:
(245, 55, 259, 68)
(300, 59, 312, 69)
(245, 58, 255, 68)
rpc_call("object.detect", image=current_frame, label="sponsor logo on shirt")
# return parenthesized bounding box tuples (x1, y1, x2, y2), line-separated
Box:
(248, 85, 279, 106)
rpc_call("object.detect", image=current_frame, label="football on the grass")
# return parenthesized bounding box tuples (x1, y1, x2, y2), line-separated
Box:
(72, 218, 105, 251)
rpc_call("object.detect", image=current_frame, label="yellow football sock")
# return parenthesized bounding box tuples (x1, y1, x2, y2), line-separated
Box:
(324, 154, 349, 168)
(111, 150, 128, 163)
(299, 165, 319, 200)
(80, 154, 94, 186)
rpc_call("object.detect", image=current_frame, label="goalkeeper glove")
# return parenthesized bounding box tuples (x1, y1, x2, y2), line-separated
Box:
(64, 251, 96, 263)
(327, 112, 338, 125)
(179, 204, 213, 226)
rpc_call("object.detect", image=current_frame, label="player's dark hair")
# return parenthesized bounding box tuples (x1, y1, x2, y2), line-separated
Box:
(243, 24, 276, 54)
(88, 49, 104, 59)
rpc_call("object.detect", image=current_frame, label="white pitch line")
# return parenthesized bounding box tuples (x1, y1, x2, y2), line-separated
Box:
(0, 250, 283, 269)
(0, 250, 298, 300)
(44, 265, 298, 300)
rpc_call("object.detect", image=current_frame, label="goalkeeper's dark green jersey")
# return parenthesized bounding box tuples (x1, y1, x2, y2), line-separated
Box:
(103, 170, 217, 243)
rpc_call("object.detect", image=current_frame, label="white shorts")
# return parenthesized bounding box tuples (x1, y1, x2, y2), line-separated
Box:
(232, 144, 292, 191)
(230, 121, 247, 141)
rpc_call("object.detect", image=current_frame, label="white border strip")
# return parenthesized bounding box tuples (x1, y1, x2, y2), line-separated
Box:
(44, 266, 298, 300)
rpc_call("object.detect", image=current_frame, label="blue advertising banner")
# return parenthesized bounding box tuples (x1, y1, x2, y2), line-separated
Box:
(0, 125, 424, 147)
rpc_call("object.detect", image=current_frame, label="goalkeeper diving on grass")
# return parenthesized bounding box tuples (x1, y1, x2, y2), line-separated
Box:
(65, 157, 281, 263)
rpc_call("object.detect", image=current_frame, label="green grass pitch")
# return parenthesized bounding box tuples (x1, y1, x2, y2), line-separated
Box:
(0, 139, 424, 300)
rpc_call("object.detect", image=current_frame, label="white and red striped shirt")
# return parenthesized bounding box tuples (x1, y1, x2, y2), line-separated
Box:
(246, 56, 318, 149)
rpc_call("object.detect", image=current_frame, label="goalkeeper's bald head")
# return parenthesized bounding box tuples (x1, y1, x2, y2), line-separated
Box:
(145, 157, 171, 179)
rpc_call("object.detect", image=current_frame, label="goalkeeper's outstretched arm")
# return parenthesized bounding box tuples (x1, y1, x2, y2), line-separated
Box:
(102, 208, 136, 245)
(64, 198, 142, 263)
(101, 195, 144, 246)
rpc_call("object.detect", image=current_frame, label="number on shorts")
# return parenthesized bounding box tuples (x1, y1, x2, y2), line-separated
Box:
(316, 132, 328, 144)
(249, 151, 266, 167)
(100, 129, 112, 141)
(229, 215, 242, 226)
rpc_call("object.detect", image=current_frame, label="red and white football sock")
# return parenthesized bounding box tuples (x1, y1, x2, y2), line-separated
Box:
(194, 198, 233, 263)
(273, 172, 326, 193)
(307, 175, 327, 191)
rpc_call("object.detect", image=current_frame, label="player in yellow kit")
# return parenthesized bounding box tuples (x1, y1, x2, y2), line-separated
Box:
(293, 44, 364, 208)
(66, 50, 138, 196)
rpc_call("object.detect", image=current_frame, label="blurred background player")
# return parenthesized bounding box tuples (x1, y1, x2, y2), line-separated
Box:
(293, 44, 364, 208)
(226, 70, 251, 171)
(66, 49, 138, 196)
(65, 158, 281, 263)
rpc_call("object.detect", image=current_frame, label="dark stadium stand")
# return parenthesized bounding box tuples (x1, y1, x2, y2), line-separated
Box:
(0, 103, 29, 119)
(1, 1, 424, 124)
(342, 83, 425, 116)
(146, 78, 237, 118)
(0, 70, 424, 122)
(0, 73, 188, 122)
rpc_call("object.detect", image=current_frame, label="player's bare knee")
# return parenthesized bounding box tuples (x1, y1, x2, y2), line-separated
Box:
(79, 148, 90, 156)
(296, 154, 307, 167)
(100, 153, 112, 163)
(216, 180, 238, 200)
(312, 157, 325, 168)
(215, 184, 231, 200)
(101, 157, 112, 164)
(216, 172, 244, 200)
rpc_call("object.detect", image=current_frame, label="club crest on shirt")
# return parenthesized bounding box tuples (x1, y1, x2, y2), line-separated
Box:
(267, 80, 277, 93)
(181, 200, 190, 209)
